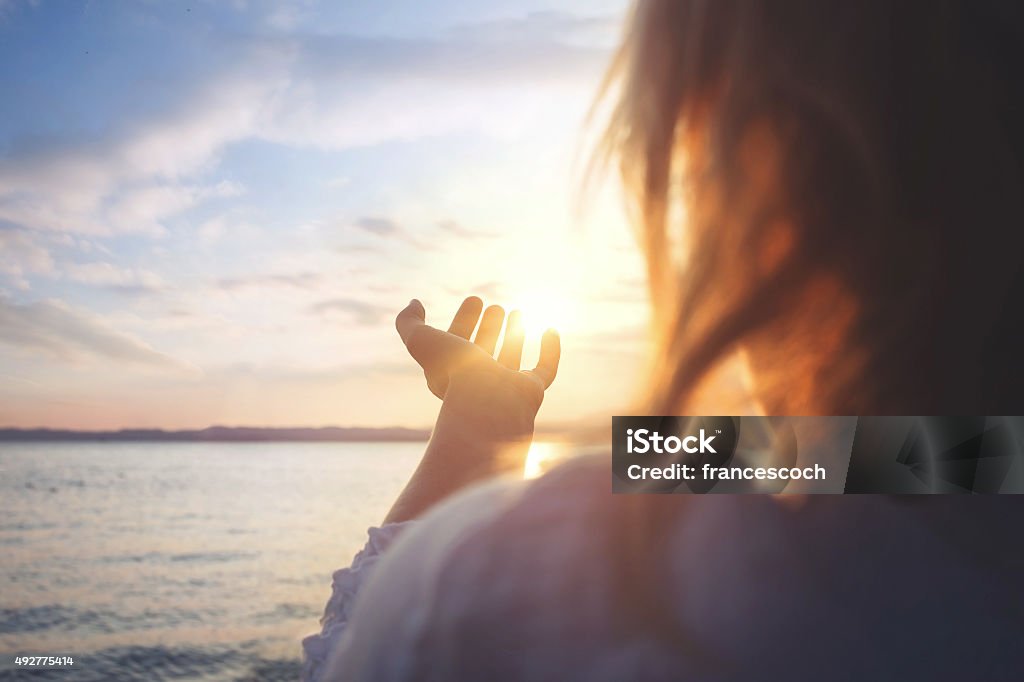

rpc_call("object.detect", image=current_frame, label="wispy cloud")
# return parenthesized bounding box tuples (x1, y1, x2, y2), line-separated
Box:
(448, 10, 621, 45)
(216, 272, 323, 292)
(447, 281, 505, 299)
(437, 219, 498, 239)
(352, 217, 435, 250)
(0, 14, 609, 240)
(0, 228, 54, 289)
(0, 296, 187, 370)
(309, 297, 390, 325)
(354, 217, 401, 238)
(64, 262, 165, 294)
(0, 59, 271, 236)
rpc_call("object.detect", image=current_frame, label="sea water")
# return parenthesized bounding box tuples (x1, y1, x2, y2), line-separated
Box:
(0, 441, 430, 680)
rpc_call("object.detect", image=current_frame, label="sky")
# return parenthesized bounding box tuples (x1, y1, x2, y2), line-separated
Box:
(0, 0, 651, 431)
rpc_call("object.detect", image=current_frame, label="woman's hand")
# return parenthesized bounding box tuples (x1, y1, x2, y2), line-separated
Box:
(384, 296, 560, 523)
(395, 296, 560, 441)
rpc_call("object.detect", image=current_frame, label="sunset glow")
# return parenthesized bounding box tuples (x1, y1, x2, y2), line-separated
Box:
(0, 0, 644, 432)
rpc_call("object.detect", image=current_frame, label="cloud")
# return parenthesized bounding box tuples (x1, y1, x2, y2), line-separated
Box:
(207, 358, 412, 384)
(0, 176, 247, 238)
(0, 13, 611, 238)
(64, 262, 165, 293)
(0, 68, 274, 194)
(337, 243, 380, 256)
(0, 228, 54, 289)
(276, 26, 607, 88)
(437, 219, 498, 239)
(217, 272, 323, 292)
(197, 216, 228, 246)
(0, 296, 187, 370)
(104, 181, 245, 237)
(448, 11, 621, 46)
(351, 216, 434, 250)
(0, 54, 278, 236)
(263, 1, 314, 31)
(354, 217, 401, 238)
(0, 230, 159, 293)
(447, 281, 504, 299)
(309, 297, 390, 325)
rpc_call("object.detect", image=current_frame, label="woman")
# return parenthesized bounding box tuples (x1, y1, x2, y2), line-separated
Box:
(303, 1, 1024, 679)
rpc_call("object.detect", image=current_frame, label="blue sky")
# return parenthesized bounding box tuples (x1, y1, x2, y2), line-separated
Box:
(0, 0, 649, 430)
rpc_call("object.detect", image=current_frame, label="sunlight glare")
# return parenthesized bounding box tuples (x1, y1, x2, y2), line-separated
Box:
(510, 287, 576, 337)
(524, 441, 569, 479)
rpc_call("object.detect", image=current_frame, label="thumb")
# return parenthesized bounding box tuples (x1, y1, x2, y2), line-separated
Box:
(396, 298, 469, 372)
(395, 299, 454, 371)
(395, 299, 426, 347)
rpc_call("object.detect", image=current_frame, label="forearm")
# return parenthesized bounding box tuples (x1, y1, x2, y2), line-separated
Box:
(384, 391, 534, 524)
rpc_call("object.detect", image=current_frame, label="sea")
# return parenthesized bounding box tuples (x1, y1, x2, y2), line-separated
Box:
(0, 441, 564, 681)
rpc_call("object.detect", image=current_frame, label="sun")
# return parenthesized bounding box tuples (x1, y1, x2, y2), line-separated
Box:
(488, 232, 593, 344)
(507, 286, 576, 338)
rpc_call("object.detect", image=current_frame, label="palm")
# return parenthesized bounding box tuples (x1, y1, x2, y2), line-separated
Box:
(395, 296, 560, 407)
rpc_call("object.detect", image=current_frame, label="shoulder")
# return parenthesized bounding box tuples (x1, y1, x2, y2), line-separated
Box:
(322, 453, 641, 680)
(325, 454, 1024, 680)
(369, 451, 620, 586)
(329, 452, 740, 681)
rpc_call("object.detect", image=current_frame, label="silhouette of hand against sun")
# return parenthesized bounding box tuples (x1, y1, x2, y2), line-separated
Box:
(395, 296, 560, 440)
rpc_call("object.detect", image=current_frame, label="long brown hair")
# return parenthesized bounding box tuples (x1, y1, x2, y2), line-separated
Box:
(595, 0, 1024, 654)
(600, 0, 1024, 416)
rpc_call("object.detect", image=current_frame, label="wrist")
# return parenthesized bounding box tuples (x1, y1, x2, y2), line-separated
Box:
(427, 419, 531, 479)
(437, 367, 539, 442)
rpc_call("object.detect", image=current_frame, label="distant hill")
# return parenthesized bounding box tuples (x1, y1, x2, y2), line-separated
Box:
(0, 426, 431, 442)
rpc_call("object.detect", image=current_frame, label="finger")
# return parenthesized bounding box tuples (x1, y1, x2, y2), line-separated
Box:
(526, 328, 560, 388)
(474, 304, 505, 356)
(447, 296, 483, 339)
(497, 309, 525, 369)
(395, 300, 456, 370)
(395, 299, 426, 347)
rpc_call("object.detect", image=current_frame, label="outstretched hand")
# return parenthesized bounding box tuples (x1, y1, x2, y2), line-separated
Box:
(395, 296, 560, 438)
(384, 296, 560, 522)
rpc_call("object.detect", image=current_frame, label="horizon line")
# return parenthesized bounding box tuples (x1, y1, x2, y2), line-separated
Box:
(0, 424, 432, 443)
